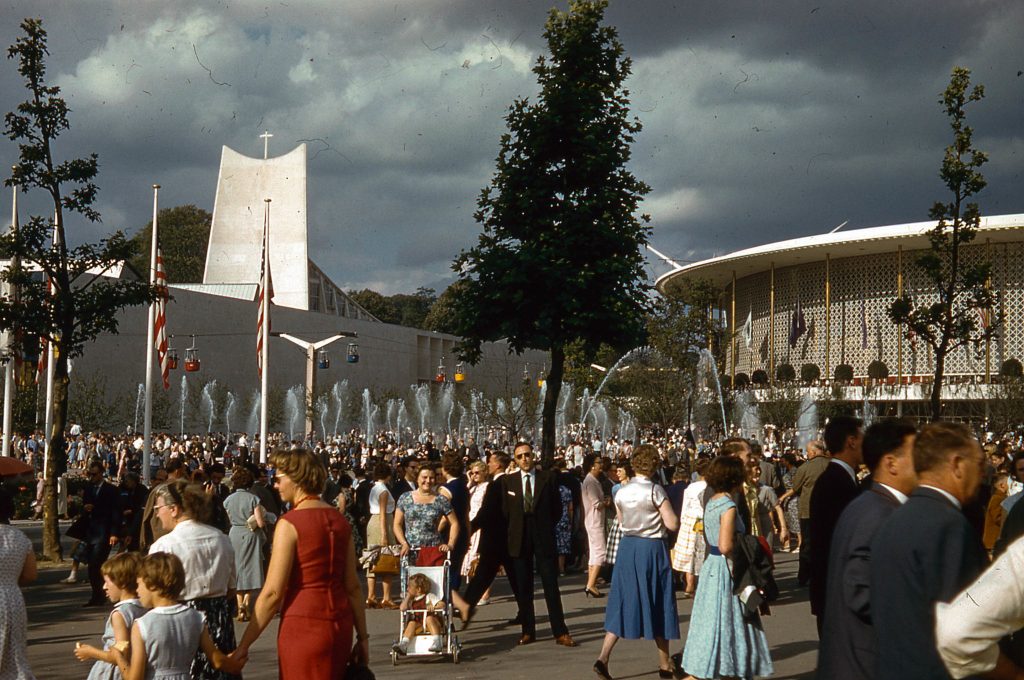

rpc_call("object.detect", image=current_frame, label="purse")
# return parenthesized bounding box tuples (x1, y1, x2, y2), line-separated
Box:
(64, 515, 89, 541)
(344, 662, 375, 680)
(373, 553, 400, 575)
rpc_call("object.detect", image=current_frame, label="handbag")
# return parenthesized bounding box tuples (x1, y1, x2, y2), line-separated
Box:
(415, 546, 445, 566)
(344, 662, 375, 680)
(373, 553, 400, 575)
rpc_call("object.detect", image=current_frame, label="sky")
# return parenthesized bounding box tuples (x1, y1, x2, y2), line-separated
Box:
(0, 0, 1022, 295)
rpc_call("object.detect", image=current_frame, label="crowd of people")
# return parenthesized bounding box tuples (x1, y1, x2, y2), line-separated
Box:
(4, 416, 1024, 679)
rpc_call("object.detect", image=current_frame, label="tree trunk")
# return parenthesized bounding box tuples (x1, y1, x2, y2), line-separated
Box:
(541, 344, 565, 468)
(930, 346, 946, 422)
(41, 354, 70, 562)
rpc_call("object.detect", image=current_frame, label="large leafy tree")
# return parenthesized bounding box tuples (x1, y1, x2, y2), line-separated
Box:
(0, 19, 158, 560)
(888, 66, 997, 421)
(451, 0, 651, 463)
(128, 204, 211, 283)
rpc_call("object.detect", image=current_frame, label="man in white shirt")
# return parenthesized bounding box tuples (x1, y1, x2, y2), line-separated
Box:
(818, 419, 917, 680)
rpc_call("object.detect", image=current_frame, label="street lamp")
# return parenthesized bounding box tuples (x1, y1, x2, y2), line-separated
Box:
(272, 331, 358, 437)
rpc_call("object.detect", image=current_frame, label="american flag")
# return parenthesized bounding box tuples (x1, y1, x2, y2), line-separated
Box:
(256, 211, 273, 378)
(153, 244, 170, 389)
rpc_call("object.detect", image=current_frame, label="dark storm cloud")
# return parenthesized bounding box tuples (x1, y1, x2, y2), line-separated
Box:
(0, 1, 1021, 293)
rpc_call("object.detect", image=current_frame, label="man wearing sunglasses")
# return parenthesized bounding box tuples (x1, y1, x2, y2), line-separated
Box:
(500, 443, 577, 648)
(81, 462, 121, 606)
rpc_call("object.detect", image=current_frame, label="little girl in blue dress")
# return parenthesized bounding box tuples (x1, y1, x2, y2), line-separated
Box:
(74, 552, 147, 680)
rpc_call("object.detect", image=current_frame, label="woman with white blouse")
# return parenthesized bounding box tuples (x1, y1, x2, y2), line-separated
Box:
(365, 462, 397, 608)
(594, 445, 680, 680)
(149, 480, 238, 680)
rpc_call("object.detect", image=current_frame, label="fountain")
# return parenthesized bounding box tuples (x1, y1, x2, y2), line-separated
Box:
(362, 388, 374, 441)
(580, 346, 652, 424)
(331, 380, 349, 436)
(863, 397, 877, 428)
(316, 393, 329, 441)
(697, 349, 728, 433)
(796, 392, 818, 449)
(224, 392, 236, 436)
(284, 386, 303, 441)
(200, 380, 217, 433)
(179, 375, 188, 438)
(412, 384, 431, 432)
(133, 383, 145, 433)
(246, 389, 261, 437)
(733, 391, 761, 440)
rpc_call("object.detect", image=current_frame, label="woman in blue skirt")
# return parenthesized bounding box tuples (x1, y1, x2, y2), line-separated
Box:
(680, 455, 773, 679)
(594, 445, 680, 680)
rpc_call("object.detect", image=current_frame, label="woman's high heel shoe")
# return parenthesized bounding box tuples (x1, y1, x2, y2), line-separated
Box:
(593, 660, 612, 680)
(584, 587, 606, 598)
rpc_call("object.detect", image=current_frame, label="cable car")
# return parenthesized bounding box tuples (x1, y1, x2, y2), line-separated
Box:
(435, 357, 447, 383)
(167, 348, 179, 370)
(184, 336, 200, 372)
(522, 363, 530, 384)
(318, 349, 330, 369)
(454, 362, 466, 383)
(346, 343, 360, 364)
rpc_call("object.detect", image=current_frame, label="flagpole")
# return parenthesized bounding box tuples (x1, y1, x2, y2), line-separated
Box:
(2, 175, 17, 459)
(730, 270, 736, 388)
(43, 214, 56, 476)
(825, 253, 831, 383)
(142, 185, 159, 485)
(259, 198, 271, 464)
(985, 238, 991, 384)
(897, 245, 903, 385)
(769, 262, 775, 386)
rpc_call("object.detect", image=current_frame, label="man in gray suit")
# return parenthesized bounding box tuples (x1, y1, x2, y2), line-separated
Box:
(817, 419, 918, 680)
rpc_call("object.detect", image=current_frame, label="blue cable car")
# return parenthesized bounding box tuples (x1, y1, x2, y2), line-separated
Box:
(346, 343, 360, 364)
(318, 349, 330, 369)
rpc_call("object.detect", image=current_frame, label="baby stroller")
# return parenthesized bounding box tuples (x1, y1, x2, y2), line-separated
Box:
(390, 554, 462, 665)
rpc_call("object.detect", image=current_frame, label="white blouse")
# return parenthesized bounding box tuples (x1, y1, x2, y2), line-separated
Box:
(369, 482, 396, 515)
(615, 476, 669, 539)
(149, 519, 236, 600)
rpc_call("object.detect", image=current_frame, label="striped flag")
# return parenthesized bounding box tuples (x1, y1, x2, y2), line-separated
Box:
(153, 244, 170, 389)
(256, 211, 273, 378)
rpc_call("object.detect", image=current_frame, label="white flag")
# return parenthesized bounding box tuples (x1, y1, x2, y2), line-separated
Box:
(742, 309, 753, 349)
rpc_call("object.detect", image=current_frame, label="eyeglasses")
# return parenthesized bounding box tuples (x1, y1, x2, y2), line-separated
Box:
(153, 504, 173, 511)
(515, 453, 533, 460)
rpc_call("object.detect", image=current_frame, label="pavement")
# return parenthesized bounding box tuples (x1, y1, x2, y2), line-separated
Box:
(18, 521, 818, 679)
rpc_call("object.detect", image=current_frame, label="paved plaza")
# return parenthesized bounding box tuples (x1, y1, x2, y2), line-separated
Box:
(19, 520, 818, 679)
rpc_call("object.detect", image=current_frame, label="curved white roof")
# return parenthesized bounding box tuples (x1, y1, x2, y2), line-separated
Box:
(655, 213, 1024, 291)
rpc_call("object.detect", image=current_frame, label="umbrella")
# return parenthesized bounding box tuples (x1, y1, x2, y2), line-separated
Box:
(0, 456, 34, 478)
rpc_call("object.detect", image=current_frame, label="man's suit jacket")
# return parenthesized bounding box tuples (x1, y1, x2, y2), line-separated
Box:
(83, 481, 121, 543)
(870, 486, 988, 680)
(809, 461, 860, 617)
(817, 483, 901, 680)
(501, 469, 562, 558)
(471, 473, 509, 556)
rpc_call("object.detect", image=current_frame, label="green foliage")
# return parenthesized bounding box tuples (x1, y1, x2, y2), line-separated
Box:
(347, 289, 397, 323)
(775, 363, 796, 382)
(1001, 358, 1023, 378)
(800, 363, 821, 384)
(887, 66, 996, 419)
(422, 282, 466, 335)
(834, 364, 854, 381)
(448, 1, 649, 459)
(647, 280, 722, 375)
(604, 354, 688, 429)
(346, 287, 436, 328)
(751, 369, 769, 385)
(867, 360, 889, 380)
(128, 205, 212, 283)
(734, 372, 750, 388)
(67, 370, 118, 430)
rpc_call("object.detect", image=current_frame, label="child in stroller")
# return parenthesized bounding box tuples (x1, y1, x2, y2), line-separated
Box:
(393, 573, 444, 655)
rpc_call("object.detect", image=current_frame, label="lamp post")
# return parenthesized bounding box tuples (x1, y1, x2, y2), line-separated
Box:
(272, 331, 358, 437)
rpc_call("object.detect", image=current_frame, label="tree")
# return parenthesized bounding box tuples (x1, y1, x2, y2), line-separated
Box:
(422, 282, 466, 335)
(0, 19, 158, 560)
(391, 287, 436, 328)
(128, 204, 211, 283)
(888, 66, 996, 421)
(451, 0, 650, 463)
(346, 289, 398, 324)
(647, 279, 723, 373)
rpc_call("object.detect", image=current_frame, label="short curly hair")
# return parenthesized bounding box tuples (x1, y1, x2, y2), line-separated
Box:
(271, 448, 326, 495)
(630, 444, 661, 477)
(704, 456, 746, 493)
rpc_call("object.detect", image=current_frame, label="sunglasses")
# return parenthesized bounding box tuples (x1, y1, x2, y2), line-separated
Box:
(515, 453, 533, 460)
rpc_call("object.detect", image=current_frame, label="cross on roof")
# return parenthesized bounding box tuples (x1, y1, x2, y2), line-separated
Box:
(259, 130, 273, 159)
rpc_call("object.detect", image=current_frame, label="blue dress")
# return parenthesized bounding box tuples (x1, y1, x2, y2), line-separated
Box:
(682, 496, 773, 679)
(86, 599, 147, 680)
(555, 484, 573, 556)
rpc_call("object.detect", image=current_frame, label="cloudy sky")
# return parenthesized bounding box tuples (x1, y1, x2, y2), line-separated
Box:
(0, 0, 1022, 295)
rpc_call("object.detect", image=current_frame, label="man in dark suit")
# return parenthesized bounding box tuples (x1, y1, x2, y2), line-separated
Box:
(500, 443, 577, 647)
(870, 422, 989, 680)
(455, 451, 519, 625)
(808, 415, 863, 635)
(817, 419, 918, 680)
(82, 461, 122, 606)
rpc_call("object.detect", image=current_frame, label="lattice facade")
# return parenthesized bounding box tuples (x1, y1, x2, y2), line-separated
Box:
(726, 241, 1021, 379)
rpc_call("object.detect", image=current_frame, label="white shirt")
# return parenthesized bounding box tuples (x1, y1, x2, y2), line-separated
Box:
(368, 481, 395, 515)
(831, 458, 857, 484)
(920, 484, 962, 510)
(936, 534, 1024, 678)
(615, 476, 669, 539)
(876, 482, 909, 505)
(150, 519, 236, 600)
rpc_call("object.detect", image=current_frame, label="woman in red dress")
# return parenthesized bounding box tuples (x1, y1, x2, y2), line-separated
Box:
(232, 449, 369, 678)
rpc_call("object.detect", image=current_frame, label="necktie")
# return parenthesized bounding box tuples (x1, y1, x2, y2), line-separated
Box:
(524, 474, 533, 513)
